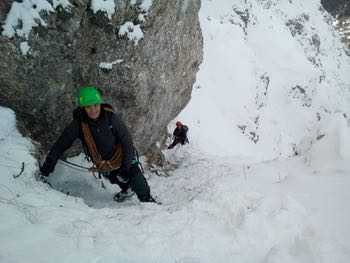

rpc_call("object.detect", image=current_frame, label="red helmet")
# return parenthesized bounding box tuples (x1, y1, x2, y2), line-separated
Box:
(176, 121, 182, 127)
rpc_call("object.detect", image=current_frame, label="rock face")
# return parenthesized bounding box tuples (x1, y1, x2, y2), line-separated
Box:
(0, 0, 203, 161)
(321, 0, 350, 51)
(0, 0, 13, 23)
(321, 0, 350, 17)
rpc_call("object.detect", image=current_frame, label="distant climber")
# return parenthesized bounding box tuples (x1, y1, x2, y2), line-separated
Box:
(40, 86, 155, 203)
(168, 121, 189, 149)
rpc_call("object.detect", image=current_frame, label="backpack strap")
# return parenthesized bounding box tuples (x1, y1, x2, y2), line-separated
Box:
(79, 104, 123, 172)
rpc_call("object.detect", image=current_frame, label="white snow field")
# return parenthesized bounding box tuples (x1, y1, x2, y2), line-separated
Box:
(1, 0, 350, 262)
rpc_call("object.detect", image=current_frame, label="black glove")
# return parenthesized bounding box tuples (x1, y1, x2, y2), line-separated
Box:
(115, 165, 132, 183)
(116, 173, 129, 183)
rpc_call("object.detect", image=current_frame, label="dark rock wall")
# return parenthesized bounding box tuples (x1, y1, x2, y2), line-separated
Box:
(321, 0, 350, 17)
(0, 0, 203, 161)
(0, 0, 13, 23)
(321, 0, 350, 51)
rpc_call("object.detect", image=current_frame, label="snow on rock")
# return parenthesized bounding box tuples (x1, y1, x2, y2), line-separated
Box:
(1, 0, 72, 39)
(2, 0, 54, 39)
(119, 21, 144, 45)
(140, 0, 153, 12)
(90, 0, 115, 19)
(99, 59, 123, 70)
(138, 13, 146, 23)
(52, 0, 71, 9)
(130, 0, 153, 12)
(128, 0, 152, 26)
(20, 41, 31, 55)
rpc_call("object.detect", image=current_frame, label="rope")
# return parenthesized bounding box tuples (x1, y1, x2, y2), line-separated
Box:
(58, 159, 90, 171)
(81, 122, 123, 173)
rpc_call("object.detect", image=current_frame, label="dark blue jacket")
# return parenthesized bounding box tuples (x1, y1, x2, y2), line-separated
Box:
(173, 125, 188, 140)
(40, 104, 135, 176)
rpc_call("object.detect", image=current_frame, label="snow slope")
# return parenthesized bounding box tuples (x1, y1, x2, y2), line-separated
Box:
(1, 0, 350, 262)
(180, 0, 350, 161)
(1, 107, 350, 262)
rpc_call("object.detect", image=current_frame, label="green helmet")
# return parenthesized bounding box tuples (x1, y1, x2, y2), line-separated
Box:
(78, 86, 103, 107)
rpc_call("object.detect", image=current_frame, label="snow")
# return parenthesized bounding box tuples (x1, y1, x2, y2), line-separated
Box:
(91, 0, 115, 19)
(119, 22, 144, 45)
(2, 0, 149, 50)
(52, 0, 71, 9)
(89, 0, 152, 21)
(130, 0, 153, 12)
(140, 0, 153, 12)
(1, 0, 54, 39)
(1, 0, 72, 39)
(1, 0, 350, 262)
(178, 0, 350, 161)
(138, 13, 146, 23)
(20, 41, 31, 55)
(1, 111, 350, 261)
(99, 59, 123, 70)
(306, 113, 350, 170)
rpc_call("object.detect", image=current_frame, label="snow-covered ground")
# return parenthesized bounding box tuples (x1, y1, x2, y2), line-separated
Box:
(1, 0, 350, 262)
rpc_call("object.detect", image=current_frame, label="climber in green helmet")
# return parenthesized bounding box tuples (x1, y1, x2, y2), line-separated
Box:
(40, 86, 155, 203)
(78, 86, 103, 120)
(78, 86, 103, 106)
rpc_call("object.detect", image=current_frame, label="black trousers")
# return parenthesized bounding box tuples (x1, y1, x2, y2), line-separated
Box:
(102, 164, 151, 202)
(168, 137, 188, 149)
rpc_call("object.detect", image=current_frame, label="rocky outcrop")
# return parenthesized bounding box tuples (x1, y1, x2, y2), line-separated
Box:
(321, 0, 350, 17)
(321, 0, 350, 51)
(0, 0, 13, 23)
(0, 0, 203, 162)
(334, 16, 350, 50)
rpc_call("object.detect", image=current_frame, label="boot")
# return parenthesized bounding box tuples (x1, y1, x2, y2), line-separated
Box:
(139, 195, 161, 204)
(113, 188, 135, 202)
